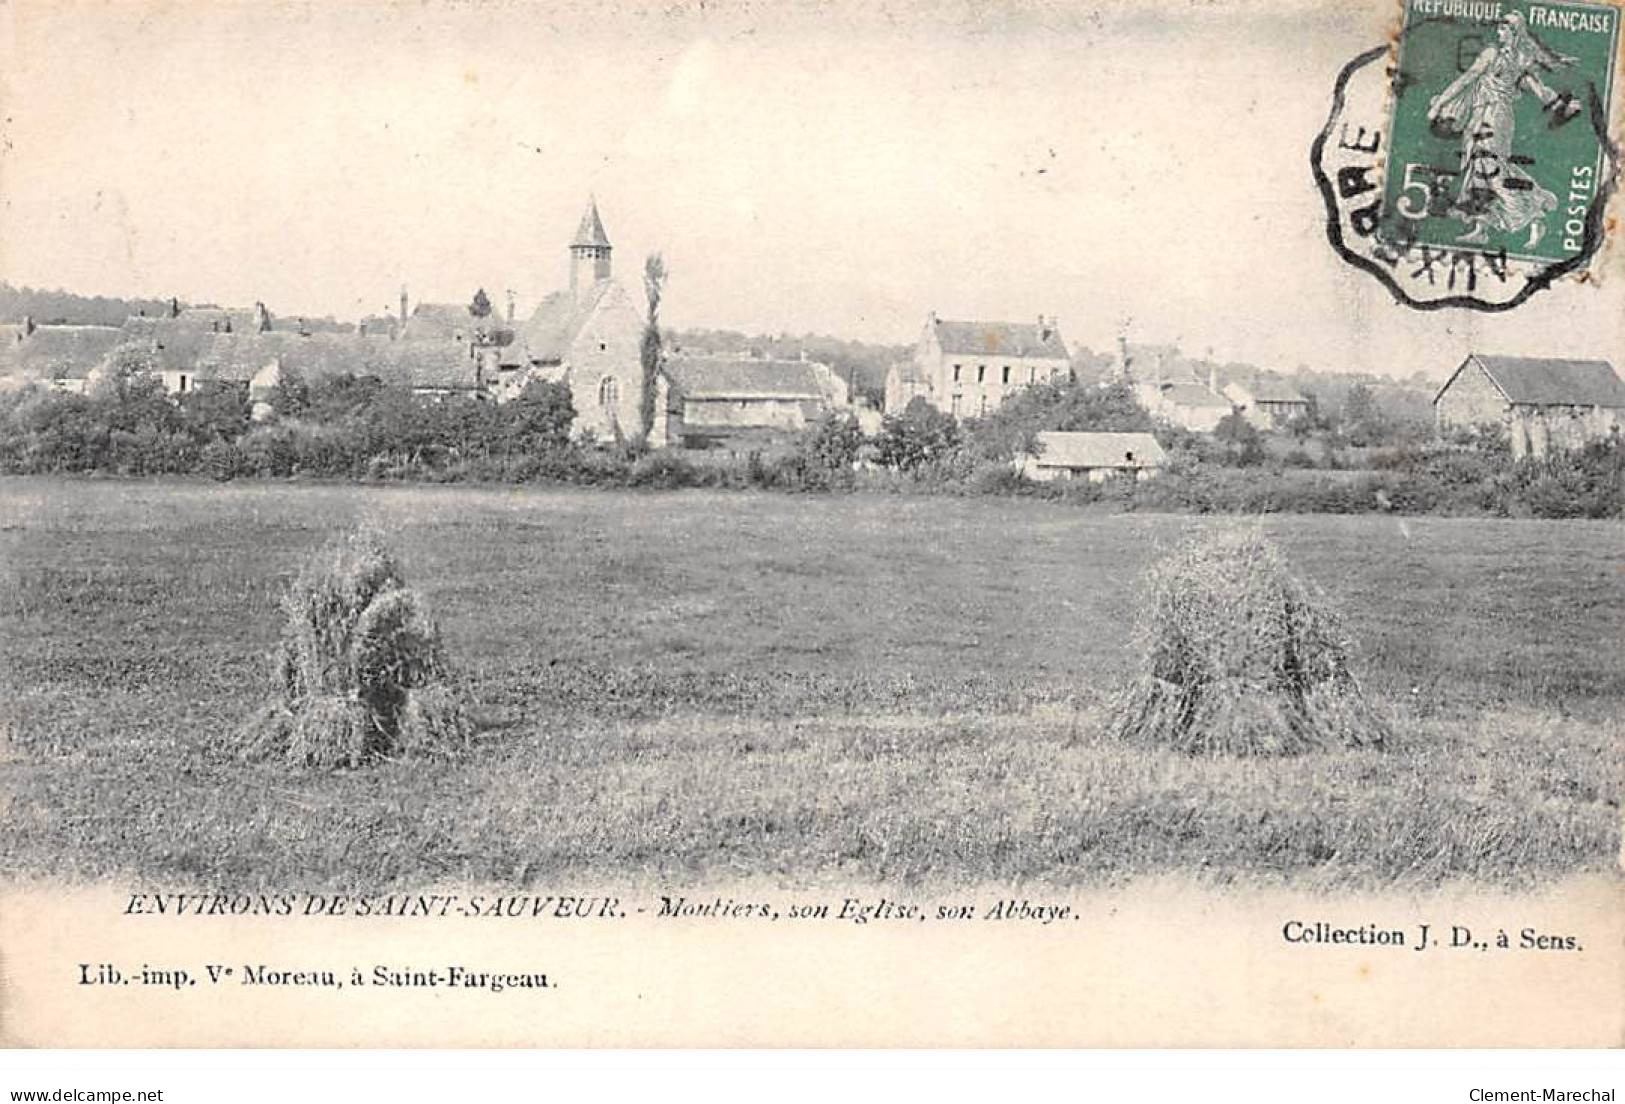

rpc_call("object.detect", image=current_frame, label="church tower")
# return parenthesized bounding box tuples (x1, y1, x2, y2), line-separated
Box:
(569, 198, 613, 298)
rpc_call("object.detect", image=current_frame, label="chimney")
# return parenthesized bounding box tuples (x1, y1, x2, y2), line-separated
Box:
(22, 314, 34, 337)
(1208, 363, 1219, 395)
(254, 301, 271, 332)
(400, 285, 409, 324)
(1116, 335, 1131, 380)
(506, 289, 516, 322)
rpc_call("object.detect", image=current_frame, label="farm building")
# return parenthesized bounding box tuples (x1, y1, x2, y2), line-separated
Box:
(656, 355, 849, 451)
(1433, 354, 1625, 458)
(1018, 431, 1167, 482)
(886, 312, 1070, 417)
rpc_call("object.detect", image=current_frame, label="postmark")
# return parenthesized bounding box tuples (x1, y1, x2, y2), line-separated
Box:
(1314, 0, 1620, 309)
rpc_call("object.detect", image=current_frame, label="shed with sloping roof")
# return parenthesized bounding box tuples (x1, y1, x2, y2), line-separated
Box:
(1019, 431, 1167, 482)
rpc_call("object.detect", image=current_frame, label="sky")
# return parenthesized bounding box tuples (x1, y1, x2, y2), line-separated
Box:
(1, 0, 1620, 380)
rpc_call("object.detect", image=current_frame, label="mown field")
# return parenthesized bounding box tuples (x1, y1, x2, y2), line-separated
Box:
(1, 477, 1620, 889)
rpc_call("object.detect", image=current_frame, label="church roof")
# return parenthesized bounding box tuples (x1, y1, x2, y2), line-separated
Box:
(518, 283, 615, 365)
(571, 200, 612, 249)
(932, 318, 1067, 359)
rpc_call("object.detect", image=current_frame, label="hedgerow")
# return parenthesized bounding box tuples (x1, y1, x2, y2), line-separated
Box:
(0, 373, 1619, 518)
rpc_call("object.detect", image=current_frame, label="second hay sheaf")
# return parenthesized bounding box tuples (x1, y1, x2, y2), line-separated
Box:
(1111, 527, 1389, 756)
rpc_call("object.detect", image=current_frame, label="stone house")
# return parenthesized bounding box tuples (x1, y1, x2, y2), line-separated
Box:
(886, 312, 1070, 417)
(1433, 354, 1625, 458)
(1018, 431, 1167, 482)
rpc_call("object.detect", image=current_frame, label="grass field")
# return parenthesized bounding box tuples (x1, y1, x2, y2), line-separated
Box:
(1, 477, 1620, 889)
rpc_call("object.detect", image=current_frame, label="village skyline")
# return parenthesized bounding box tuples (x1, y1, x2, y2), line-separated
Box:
(3, 0, 1621, 381)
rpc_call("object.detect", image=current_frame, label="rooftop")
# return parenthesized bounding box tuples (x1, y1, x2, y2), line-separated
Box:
(664, 356, 827, 400)
(1459, 355, 1625, 408)
(1032, 431, 1167, 468)
(931, 317, 1067, 360)
(571, 199, 612, 250)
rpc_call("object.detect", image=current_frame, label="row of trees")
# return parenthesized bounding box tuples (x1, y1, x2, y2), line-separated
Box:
(0, 370, 578, 478)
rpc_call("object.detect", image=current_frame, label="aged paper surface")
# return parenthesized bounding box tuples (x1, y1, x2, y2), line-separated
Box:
(1, 0, 1622, 1048)
(2, 879, 1623, 1047)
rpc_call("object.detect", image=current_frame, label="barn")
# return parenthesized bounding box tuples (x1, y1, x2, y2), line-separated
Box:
(1433, 354, 1625, 458)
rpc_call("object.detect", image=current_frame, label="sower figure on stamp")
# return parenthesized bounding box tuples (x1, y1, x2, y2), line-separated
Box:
(1426, 11, 1580, 248)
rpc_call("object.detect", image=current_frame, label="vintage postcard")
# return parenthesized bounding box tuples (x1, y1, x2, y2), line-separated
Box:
(0, 0, 1621, 1049)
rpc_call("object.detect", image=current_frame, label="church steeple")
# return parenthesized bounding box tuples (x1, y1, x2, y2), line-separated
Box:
(569, 198, 613, 297)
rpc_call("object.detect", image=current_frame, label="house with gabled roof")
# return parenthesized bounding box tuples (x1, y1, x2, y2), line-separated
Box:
(654, 354, 848, 451)
(1433, 353, 1625, 458)
(887, 311, 1070, 417)
(501, 199, 647, 440)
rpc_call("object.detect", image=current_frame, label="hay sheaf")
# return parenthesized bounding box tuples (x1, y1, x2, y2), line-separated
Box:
(242, 530, 477, 769)
(1110, 527, 1388, 756)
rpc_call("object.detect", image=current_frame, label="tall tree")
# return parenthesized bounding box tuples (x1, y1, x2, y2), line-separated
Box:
(469, 288, 492, 318)
(640, 253, 667, 441)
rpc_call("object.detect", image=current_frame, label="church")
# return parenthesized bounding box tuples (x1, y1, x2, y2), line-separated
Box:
(502, 200, 649, 442)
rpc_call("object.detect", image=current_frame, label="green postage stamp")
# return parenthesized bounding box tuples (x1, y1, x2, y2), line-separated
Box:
(1315, 0, 1620, 307)
(1382, 0, 1619, 265)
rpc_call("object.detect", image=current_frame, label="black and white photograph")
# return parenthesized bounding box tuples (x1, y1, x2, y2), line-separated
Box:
(0, 0, 1620, 1056)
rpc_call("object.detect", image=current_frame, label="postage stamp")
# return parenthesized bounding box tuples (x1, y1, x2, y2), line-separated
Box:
(1385, 0, 1619, 263)
(1314, 0, 1621, 309)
